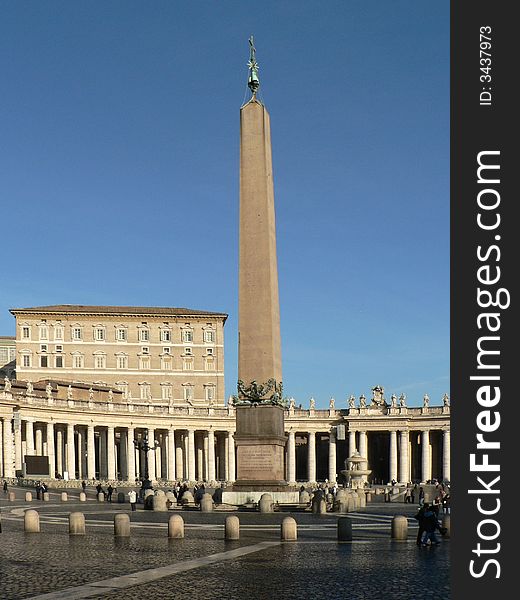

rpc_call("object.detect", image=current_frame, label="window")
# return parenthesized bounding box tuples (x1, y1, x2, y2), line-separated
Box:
(22, 326, 31, 340)
(55, 356, 63, 368)
(39, 325, 48, 340)
(183, 359, 193, 371)
(161, 329, 171, 342)
(206, 347, 214, 356)
(163, 347, 171, 354)
(40, 355, 48, 368)
(116, 328, 127, 341)
(205, 386, 215, 402)
(94, 327, 106, 341)
(117, 355, 128, 369)
(94, 354, 106, 369)
(72, 327, 83, 341)
(139, 329, 150, 342)
(54, 326, 64, 341)
(22, 354, 31, 367)
(204, 330, 215, 343)
(182, 330, 193, 343)
(161, 385, 172, 400)
(139, 357, 151, 370)
(184, 347, 192, 356)
(139, 383, 151, 400)
(73, 354, 84, 368)
(183, 386, 194, 401)
(116, 382, 128, 398)
(40, 344, 48, 353)
(55, 345, 63, 353)
(205, 358, 215, 371)
(141, 347, 149, 354)
(161, 357, 172, 371)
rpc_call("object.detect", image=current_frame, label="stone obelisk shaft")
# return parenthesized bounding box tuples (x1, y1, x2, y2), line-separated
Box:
(238, 99, 282, 388)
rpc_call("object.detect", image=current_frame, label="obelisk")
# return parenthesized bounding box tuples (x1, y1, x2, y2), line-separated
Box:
(234, 37, 287, 490)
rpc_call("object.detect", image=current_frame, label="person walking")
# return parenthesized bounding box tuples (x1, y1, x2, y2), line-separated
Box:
(128, 490, 137, 511)
(3, 480, 8, 494)
(414, 503, 428, 546)
(106, 484, 113, 502)
(418, 487, 425, 506)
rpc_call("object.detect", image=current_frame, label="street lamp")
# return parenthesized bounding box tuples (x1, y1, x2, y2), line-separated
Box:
(133, 431, 160, 490)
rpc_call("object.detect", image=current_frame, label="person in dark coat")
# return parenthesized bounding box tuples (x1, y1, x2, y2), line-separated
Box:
(414, 503, 428, 546)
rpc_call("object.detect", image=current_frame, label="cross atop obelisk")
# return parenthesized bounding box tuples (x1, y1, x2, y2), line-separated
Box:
(238, 37, 283, 404)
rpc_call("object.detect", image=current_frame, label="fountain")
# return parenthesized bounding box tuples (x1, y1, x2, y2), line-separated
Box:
(341, 451, 372, 489)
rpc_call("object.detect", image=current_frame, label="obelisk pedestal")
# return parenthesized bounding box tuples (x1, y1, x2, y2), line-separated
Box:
(233, 404, 287, 490)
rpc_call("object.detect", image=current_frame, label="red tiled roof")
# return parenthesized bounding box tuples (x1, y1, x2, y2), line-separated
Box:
(10, 305, 228, 320)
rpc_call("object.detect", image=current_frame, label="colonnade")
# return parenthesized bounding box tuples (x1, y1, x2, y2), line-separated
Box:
(1, 415, 450, 485)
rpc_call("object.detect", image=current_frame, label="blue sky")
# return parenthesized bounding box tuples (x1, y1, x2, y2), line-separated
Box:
(0, 1, 449, 408)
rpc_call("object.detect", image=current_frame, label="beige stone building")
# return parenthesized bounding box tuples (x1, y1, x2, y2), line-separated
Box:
(10, 305, 227, 406)
(0, 336, 16, 379)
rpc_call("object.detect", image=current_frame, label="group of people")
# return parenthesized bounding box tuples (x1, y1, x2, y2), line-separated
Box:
(93, 481, 115, 502)
(414, 502, 448, 546)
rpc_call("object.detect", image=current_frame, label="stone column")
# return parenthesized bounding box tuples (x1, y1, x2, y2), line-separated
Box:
(127, 427, 136, 483)
(76, 428, 83, 478)
(176, 434, 184, 480)
(56, 427, 63, 476)
(25, 419, 35, 456)
(14, 418, 22, 471)
(119, 429, 128, 480)
(358, 431, 368, 481)
(35, 425, 43, 456)
(348, 430, 357, 457)
(389, 430, 398, 483)
(155, 433, 162, 480)
(107, 426, 116, 480)
(147, 428, 156, 481)
(307, 431, 316, 483)
(227, 431, 235, 482)
(223, 433, 229, 481)
(421, 430, 431, 482)
(399, 430, 409, 484)
(207, 429, 216, 482)
(99, 429, 107, 478)
(201, 434, 208, 480)
(287, 431, 296, 484)
(3, 417, 14, 477)
(46, 422, 55, 478)
(328, 429, 337, 483)
(442, 429, 450, 481)
(167, 427, 176, 481)
(66, 423, 75, 479)
(187, 429, 196, 481)
(87, 425, 96, 480)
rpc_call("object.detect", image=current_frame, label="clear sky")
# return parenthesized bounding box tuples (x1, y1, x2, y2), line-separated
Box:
(0, 1, 449, 408)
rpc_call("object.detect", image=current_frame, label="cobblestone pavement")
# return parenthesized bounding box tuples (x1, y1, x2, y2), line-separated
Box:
(0, 487, 450, 599)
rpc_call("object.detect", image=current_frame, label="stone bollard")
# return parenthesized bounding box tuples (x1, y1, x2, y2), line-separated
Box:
(337, 517, 353, 541)
(61, 492, 68, 502)
(312, 497, 327, 514)
(225, 515, 240, 540)
(25, 492, 32, 502)
(8, 491, 16, 502)
(200, 493, 213, 513)
(69, 512, 86, 535)
(117, 492, 125, 504)
(97, 492, 104, 502)
(391, 515, 408, 540)
(281, 516, 297, 541)
(168, 514, 184, 539)
(442, 515, 451, 538)
(79, 492, 86, 502)
(299, 490, 310, 504)
(153, 492, 168, 512)
(114, 513, 131, 537)
(180, 490, 194, 505)
(24, 509, 40, 533)
(43, 492, 50, 502)
(259, 493, 274, 514)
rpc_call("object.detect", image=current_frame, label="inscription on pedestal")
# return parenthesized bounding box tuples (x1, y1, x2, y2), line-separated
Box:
(237, 444, 285, 482)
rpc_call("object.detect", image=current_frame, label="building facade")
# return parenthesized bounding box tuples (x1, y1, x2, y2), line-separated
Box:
(10, 305, 227, 406)
(0, 336, 16, 379)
